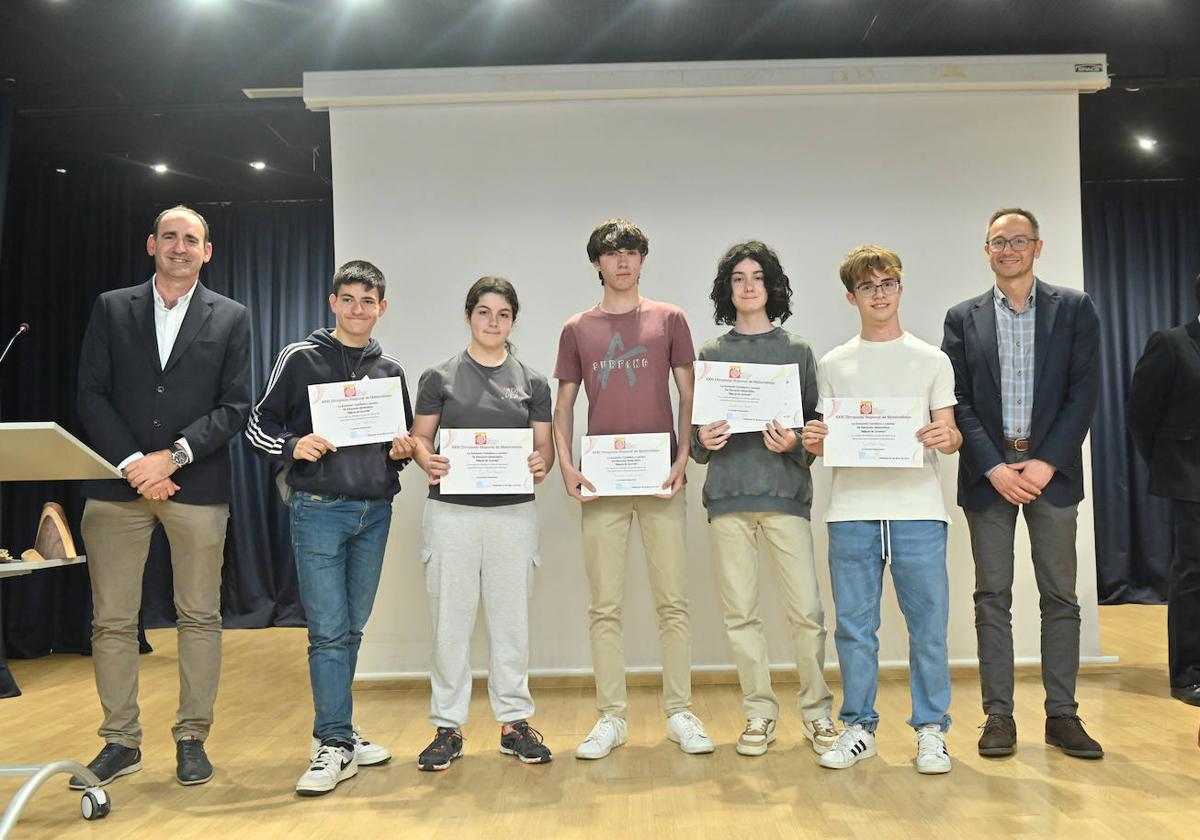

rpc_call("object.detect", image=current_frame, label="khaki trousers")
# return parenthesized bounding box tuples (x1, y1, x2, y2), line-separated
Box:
(580, 492, 692, 718)
(709, 511, 833, 721)
(82, 498, 229, 747)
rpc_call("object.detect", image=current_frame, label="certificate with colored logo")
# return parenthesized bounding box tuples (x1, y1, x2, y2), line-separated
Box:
(692, 360, 804, 433)
(822, 396, 926, 468)
(580, 432, 671, 496)
(438, 428, 534, 495)
(307, 376, 409, 447)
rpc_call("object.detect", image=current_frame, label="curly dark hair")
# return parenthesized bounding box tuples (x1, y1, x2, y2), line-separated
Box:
(710, 241, 793, 326)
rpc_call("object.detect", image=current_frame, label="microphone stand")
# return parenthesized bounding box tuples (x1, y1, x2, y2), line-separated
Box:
(0, 323, 29, 697)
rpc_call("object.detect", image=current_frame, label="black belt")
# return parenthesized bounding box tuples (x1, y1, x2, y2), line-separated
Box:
(1004, 437, 1030, 452)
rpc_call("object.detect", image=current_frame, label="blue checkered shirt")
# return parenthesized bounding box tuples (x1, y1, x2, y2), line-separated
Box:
(994, 282, 1036, 440)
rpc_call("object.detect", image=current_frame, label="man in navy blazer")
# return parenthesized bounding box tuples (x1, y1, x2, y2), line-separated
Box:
(942, 208, 1102, 759)
(1127, 274, 1200, 708)
(73, 206, 251, 789)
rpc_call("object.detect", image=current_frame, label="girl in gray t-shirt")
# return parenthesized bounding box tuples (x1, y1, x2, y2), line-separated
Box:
(409, 277, 555, 771)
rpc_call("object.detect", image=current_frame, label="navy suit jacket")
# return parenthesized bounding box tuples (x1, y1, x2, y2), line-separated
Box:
(942, 280, 1100, 511)
(1127, 318, 1200, 502)
(77, 278, 252, 505)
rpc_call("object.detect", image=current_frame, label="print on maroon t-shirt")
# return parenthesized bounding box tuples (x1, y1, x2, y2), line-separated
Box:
(554, 298, 695, 453)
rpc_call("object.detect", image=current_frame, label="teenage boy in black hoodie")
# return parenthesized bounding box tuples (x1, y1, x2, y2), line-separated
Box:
(246, 260, 415, 796)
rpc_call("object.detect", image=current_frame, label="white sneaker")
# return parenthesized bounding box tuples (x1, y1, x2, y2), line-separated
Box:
(309, 726, 392, 767)
(575, 715, 628, 760)
(802, 717, 839, 754)
(818, 724, 877, 769)
(915, 724, 952, 774)
(296, 743, 357, 796)
(736, 718, 776, 756)
(666, 711, 715, 755)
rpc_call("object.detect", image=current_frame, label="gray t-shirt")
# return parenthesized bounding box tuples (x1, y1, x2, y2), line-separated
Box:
(416, 351, 552, 507)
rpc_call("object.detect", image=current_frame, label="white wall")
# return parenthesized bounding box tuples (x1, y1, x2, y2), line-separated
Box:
(309, 58, 1109, 679)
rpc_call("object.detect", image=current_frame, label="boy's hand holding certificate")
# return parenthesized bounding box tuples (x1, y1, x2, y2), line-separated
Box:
(438, 428, 534, 495)
(308, 376, 409, 447)
(692, 360, 804, 433)
(822, 396, 926, 468)
(580, 432, 671, 496)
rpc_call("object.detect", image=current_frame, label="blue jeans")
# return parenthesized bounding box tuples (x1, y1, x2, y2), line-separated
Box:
(290, 491, 393, 745)
(827, 520, 951, 733)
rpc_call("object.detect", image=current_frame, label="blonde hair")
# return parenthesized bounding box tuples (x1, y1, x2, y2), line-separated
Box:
(838, 244, 902, 292)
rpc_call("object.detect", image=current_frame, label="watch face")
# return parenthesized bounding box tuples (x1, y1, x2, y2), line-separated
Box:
(171, 449, 188, 466)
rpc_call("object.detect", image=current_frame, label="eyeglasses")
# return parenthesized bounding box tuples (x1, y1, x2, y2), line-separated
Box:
(986, 235, 1038, 252)
(853, 279, 902, 297)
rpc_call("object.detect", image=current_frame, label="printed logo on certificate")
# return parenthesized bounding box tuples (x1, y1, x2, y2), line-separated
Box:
(692, 360, 803, 434)
(822, 396, 926, 468)
(580, 432, 671, 496)
(438, 428, 534, 495)
(307, 376, 409, 447)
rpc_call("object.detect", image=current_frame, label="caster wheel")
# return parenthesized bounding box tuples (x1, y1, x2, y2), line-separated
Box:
(81, 787, 111, 820)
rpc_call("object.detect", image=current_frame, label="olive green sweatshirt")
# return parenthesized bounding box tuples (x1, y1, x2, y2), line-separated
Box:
(690, 327, 818, 521)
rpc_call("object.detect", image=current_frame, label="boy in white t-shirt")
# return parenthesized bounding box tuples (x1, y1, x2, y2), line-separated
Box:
(802, 245, 963, 775)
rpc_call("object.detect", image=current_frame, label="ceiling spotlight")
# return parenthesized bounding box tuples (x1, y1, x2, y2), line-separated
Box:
(1124, 87, 1141, 92)
(153, 163, 169, 174)
(249, 160, 267, 170)
(1136, 137, 1158, 151)
(55, 167, 67, 174)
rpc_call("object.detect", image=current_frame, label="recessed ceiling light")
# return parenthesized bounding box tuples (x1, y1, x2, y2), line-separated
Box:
(249, 160, 267, 170)
(1136, 137, 1158, 151)
(153, 163, 169, 174)
(55, 167, 67, 174)
(1124, 87, 1141, 92)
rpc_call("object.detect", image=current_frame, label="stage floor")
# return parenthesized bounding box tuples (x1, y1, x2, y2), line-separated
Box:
(2, 604, 1196, 839)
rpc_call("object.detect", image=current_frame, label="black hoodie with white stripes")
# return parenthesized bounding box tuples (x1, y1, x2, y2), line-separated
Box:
(245, 328, 413, 500)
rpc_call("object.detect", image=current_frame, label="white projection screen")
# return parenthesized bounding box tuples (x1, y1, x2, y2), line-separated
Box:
(304, 56, 1114, 682)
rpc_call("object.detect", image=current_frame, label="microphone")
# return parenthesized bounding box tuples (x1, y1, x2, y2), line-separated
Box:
(0, 323, 29, 367)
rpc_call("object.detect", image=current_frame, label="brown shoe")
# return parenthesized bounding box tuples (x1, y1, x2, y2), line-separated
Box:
(977, 714, 1016, 757)
(1045, 715, 1103, 759)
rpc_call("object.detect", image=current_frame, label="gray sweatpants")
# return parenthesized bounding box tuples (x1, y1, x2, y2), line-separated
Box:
(422, 499, 539, 729)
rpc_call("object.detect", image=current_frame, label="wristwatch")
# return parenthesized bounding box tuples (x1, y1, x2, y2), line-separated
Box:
(169, 443, 190, 467)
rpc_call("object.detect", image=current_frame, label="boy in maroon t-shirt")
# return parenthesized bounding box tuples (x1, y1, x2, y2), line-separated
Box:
(553, 218, 714, 759)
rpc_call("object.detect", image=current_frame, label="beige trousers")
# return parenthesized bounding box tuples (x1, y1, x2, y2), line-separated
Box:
(82, 498, 229, 747)
(709, 511, 833, 721)
(580, 492, 692, 718)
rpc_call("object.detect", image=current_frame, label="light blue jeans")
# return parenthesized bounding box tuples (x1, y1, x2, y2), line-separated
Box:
(290, 491, 393, 745)
(827, 519, 951, 733)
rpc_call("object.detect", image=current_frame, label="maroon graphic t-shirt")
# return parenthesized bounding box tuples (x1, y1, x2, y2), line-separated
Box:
(554, 298, 695, 455)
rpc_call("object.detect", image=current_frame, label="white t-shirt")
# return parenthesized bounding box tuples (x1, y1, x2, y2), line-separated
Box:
(817, 332, 957, 523)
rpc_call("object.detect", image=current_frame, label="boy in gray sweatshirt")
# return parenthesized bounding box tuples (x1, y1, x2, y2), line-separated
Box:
(691, 241, 837, 757)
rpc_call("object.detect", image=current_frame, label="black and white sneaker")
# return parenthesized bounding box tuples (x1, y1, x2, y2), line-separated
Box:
(818, 724, 878, 769)
(417, 727, 463, 771)
(296, 743, 357, 796)
(499, 721, 552, 764)
(310, 726, 391, 767)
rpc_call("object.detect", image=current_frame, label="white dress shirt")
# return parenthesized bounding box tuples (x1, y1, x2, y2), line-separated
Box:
(117, 278, 197, 471)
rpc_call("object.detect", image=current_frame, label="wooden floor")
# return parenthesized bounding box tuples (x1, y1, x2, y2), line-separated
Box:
(2, 605, 1197, 839)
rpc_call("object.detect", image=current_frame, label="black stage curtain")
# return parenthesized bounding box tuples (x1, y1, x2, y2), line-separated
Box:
(0, 159, 332, 659)
(1082, 179, 1200, 604)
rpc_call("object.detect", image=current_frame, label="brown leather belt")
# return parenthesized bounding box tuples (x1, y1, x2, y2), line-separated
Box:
(1004, 437, 1030, 452)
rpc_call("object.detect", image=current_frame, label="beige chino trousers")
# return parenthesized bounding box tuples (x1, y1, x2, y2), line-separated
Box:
(82, 497, 228, 748)
(709, 511, 833, 721)
(580, 492, 692, 718)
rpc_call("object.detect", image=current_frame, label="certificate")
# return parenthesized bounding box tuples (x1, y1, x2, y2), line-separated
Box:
(307, 376, 409, 447)
(822, 396, 926, 468)
(692, 360, 804, 433)
(580, 432, 671, 496)
(438, 428, 534, 495)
